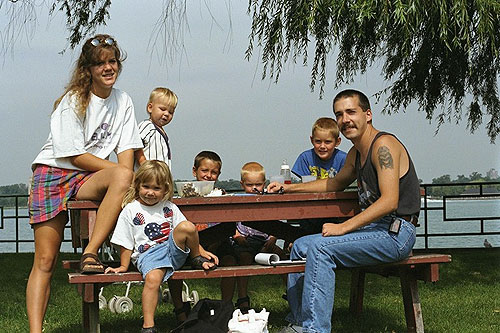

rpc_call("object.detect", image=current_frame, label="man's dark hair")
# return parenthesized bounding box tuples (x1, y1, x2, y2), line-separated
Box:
(333, 89, 371, 112)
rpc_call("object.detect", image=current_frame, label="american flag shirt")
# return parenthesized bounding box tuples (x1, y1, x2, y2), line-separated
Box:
(110, 199, 186, 264)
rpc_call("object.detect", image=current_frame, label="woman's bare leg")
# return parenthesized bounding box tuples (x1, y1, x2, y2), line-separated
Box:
(26, 213, 67, 333)
(75, 166, 133, 260)
(142, 268, 165, 328)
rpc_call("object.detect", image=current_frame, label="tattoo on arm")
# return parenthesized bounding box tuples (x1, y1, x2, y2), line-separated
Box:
(377, 146, 394, 169)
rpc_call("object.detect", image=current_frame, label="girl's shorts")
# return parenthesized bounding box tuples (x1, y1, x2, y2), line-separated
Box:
(136, 230, 190, 282)
(29, 164, 93, 224)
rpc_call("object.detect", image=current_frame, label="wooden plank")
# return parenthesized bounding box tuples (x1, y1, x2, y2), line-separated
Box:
(67, 192, 360, 249)
(67, 192, 361, 223)
(68, 264, 305, 284)
(173, 192, 360, 223)
(64, 254, 450, 284)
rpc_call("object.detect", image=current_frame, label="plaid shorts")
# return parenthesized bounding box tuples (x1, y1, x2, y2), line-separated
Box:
(29, 164, 93, 224)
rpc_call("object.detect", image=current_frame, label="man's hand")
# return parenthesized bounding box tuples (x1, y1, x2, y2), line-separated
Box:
(322, 223, 347, 237)
(266, 182, 287, 193)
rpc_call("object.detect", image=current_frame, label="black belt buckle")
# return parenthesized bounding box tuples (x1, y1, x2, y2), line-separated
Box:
(389, 217, 401, 234)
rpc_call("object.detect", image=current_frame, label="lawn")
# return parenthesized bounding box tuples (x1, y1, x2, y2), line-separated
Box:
(2, 249, 498, 332)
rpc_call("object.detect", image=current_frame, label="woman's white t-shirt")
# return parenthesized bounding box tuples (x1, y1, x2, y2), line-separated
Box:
(32, 88, 143, 170)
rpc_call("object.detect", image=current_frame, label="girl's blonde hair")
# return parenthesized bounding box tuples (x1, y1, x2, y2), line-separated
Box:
(122, 160, 174, 207)
(53, 34, 126, 116)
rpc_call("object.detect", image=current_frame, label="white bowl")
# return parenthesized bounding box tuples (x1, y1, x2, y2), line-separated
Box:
(175, 181, 215, 197)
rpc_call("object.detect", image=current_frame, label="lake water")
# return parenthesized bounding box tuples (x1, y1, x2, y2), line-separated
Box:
(0, 199, 499, 252)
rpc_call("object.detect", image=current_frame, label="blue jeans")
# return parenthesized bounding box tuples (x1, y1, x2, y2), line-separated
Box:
(286, 216, 416, 333)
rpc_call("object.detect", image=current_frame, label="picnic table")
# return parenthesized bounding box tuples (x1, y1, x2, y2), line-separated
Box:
(68, 191, 360, 249)
(65, 191, 450, 333)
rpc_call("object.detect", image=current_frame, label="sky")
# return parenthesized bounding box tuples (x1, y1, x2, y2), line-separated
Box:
(0, 1, 498, 187)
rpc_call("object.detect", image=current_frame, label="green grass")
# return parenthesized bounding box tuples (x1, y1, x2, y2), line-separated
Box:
(2, 249, 499, 332)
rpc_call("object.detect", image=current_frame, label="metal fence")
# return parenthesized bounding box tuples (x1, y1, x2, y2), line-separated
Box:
(419, 182, 499, 249)
(1, 182, 499, 252)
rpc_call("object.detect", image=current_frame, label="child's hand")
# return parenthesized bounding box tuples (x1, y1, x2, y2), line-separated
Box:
(200, 246, 219, 266)
(233, 236, 249, 247)
(105, 265, 127, 274)
(261, 236, 277, 252)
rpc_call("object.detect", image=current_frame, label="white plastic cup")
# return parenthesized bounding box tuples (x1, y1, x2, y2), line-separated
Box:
(301, 175, 317, 183)
(270, 175, 285, 184)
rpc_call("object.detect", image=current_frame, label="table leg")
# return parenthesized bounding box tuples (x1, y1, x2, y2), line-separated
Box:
(399, 267, 424, 333)
(349, 268, 366, 314)
(82, 283, 100, 333)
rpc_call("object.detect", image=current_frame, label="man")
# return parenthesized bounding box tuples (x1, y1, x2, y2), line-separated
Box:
(268, 89, 420, 333)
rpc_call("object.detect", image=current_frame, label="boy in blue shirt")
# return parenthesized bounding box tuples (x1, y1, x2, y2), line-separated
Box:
(292, 117, 347, 234)
(292, 117, 347, 180)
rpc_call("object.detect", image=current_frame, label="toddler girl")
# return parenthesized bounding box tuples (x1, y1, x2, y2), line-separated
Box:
(105, 160, 218, 333)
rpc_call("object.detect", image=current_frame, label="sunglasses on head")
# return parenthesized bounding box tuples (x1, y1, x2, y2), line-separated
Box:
(90, 37, 115, 47)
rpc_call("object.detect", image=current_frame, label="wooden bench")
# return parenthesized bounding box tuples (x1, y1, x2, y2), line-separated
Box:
(63, 253, 451, 333)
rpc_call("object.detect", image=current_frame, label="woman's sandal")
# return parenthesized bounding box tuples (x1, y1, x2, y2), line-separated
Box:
(80, 253, 106, 274)
(235, 296, 250, 314)
(173, 301, 191, 324)
(191, 255, 217, 271)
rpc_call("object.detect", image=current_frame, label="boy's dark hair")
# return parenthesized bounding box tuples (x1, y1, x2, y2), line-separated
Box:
(193, 151, 222, 170)
(333, 89, 371, 112)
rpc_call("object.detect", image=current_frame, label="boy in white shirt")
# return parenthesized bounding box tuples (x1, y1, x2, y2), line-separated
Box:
(135, 88, 178, 169)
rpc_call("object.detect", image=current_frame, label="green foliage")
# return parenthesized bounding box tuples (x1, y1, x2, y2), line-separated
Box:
(246, 0, 500, 142)
(216, 179, 245, 192)
(49, 0, 112, 49)
(429, 172, 500, 196)
(0, 183, 28, 207)
(3, 1, 500, 140)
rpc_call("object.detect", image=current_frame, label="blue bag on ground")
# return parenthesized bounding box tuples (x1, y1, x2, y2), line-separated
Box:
(171, 298, 234, 333)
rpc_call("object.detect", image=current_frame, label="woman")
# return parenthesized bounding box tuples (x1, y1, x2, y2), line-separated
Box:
(26, 34, 143, 332)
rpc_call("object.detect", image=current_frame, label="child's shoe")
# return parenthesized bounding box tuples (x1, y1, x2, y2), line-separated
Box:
(235, 296, 250, 314)
(173, 301, 191, 324)
(141, 326, 157, 333)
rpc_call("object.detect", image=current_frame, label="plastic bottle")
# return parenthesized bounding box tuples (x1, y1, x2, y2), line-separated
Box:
(280, 159, 292, 184)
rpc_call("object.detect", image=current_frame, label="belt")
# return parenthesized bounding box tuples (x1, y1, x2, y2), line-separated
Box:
(397, 215, 419, 227)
